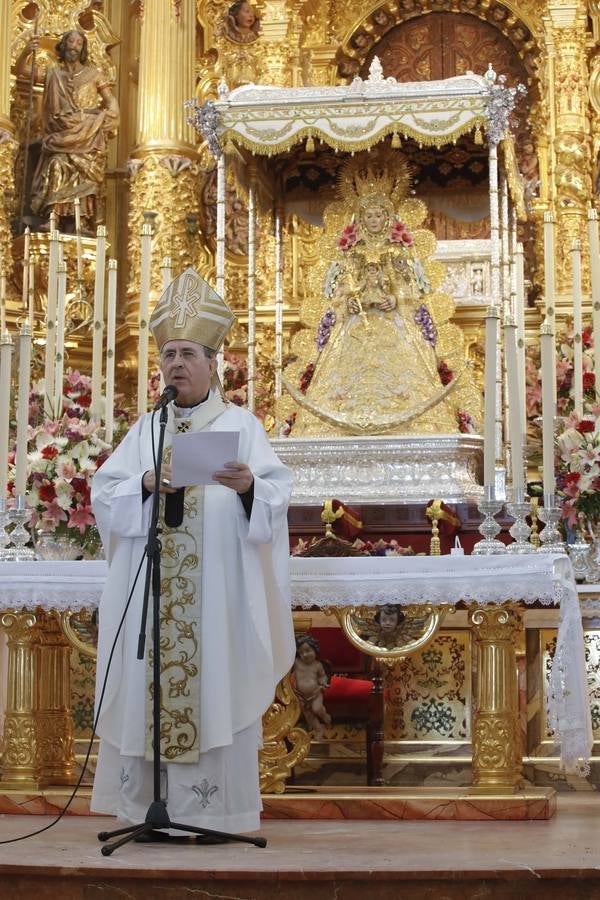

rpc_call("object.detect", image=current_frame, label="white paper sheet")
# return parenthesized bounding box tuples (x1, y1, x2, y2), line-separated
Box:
(170, 430, 240, 487)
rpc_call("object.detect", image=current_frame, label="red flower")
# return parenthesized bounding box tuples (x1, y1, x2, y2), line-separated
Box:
(576, 419, 595, 433)
(583, 372, 596, 390)
(76, 394, 92, 408)
(583, 328, 593, 349)
(39, 483, 57, 503)
(438, 360, 453, 386)
(564, 472, 581, 486)
(389, 220, 414, 247)
(41, 445, 59, 459)
(336, 223, 358, 251)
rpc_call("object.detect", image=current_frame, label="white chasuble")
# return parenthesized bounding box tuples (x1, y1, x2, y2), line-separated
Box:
(91, 390, 295, 824)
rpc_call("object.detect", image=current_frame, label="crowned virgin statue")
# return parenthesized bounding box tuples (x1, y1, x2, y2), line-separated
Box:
(279, 150, 480, 437)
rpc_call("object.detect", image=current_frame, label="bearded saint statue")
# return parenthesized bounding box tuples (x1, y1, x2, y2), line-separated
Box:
(280, 149, 480, 437)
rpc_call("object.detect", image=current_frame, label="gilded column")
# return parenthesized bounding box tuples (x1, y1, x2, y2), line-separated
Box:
(0, 0, 17, 278)
(0, 611, 40, 789)
(34, 612, 75, 785)
(469, 605, 523, 794)
(127, 0, 200, 343)
(546, 3, 591, 299)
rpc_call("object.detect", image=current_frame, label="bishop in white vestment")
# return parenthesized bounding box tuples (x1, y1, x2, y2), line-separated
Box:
(91, 269, 295, 836)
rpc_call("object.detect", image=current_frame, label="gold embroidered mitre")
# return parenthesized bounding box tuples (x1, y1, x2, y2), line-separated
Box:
(149, 267, 235, 351)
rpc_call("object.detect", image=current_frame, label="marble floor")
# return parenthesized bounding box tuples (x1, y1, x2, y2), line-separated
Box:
(1, 794, 600, 898)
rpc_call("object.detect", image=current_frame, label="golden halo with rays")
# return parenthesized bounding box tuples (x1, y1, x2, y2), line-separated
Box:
(336, 146, 413, 221)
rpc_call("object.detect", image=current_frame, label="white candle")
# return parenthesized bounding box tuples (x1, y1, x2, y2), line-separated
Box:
(0, 266, 6, 335)
(572, 240, 583, 417)
(14, 325, 32, 498)
(0, 333, 14, 501)
(589, 210, 600, 398)
(43, 230, 59, 417)
(28, 255, 35, 330)
(483, 305, 500, 491)
(274, 208, 284, 400)
(21, 227, 30, 308)
(540, 321, 556, 497)
(105, 259, 117, 443)
(54, 262, 67, 418)
(74, 197, 83, 283)
(91, 225, 107, 420)
(137, 223, 152, 416)
(49, 211, 57, 232)
(543, 212, 556, 402)
(504, 315, 524, 491)
(160, 257, 172, 292)
(515, 241, 526, 435)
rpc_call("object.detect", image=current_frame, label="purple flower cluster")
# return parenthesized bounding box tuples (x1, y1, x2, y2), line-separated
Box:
(414, 303, 437, 346)
(316, 308, 336, 351)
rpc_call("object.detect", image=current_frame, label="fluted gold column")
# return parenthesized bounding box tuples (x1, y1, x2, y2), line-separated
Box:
(0, 611, 40, 788)
(126, 0, 200, 321)
(469, 605, 523, 794)
(35, 612, 75, 785)
(0, 0, 16, 279)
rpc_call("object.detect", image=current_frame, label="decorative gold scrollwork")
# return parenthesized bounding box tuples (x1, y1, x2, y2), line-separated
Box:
(333, 603, 451, 663)
(59, 609, 98, 659)
(259, 674, 311, 794)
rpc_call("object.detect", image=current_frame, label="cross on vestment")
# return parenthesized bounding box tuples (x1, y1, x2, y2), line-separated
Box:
(170, 274, 201, 327)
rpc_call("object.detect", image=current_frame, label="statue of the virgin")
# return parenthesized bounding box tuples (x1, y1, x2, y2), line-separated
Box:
(280, 150, 481, 437)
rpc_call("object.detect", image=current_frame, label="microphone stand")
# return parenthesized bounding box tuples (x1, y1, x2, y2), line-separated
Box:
(98, 402, 266, 855)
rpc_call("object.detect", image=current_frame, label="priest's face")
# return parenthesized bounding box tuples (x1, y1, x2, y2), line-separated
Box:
(160, 340, 217, 407)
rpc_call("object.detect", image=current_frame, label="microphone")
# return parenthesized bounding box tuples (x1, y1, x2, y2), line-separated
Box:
(154, 384, 178, 410)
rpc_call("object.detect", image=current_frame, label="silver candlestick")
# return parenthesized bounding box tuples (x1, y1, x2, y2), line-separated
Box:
(506, 487, 535, 554)
(472, 486, 506, 555)
(0, 497, 12, 560)
(537, 494, 566, 554)
(6, 494, 35, 561)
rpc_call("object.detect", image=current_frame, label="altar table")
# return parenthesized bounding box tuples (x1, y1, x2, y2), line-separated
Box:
(0, 554, 592, 793)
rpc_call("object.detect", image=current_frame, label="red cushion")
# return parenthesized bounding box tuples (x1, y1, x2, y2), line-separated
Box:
(310, 628, 364, 673)
(324, 674, 373, 705)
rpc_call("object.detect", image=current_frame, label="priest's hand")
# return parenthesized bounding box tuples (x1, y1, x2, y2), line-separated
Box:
(142, 464, 178, 494)
(212, 462, 254, 494)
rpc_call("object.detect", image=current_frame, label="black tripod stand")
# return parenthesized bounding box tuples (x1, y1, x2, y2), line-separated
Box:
(98, 398, 267, 855)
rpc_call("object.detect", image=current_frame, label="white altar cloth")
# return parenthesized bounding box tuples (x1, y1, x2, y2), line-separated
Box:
(0, 554, 591, 775)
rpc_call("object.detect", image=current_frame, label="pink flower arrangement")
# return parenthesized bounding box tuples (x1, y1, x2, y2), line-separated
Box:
(7, 370, 129, 556)
(389, 219, 414, 247)
(337, 222, 359, 251)
(555, 409, 600, 527)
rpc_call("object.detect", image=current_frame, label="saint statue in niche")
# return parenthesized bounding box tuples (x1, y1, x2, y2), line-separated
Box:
(280, 148, 479, 437)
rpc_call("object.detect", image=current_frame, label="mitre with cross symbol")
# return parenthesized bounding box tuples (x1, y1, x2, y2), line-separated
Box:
(149, 267, 235, 351)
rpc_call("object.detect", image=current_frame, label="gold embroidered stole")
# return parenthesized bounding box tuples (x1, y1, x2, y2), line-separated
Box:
(145, 393, 227, 763)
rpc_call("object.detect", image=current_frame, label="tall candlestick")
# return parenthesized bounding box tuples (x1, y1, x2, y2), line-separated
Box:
(0, 333, 14, 500)
(483, 305, 500, 491)
(0, 266, 6, 335)
(14, 325, 32, 497)
(74, 197, 83, 283)
(160, 257, 172, 292)
(91, 225, 107, 420)
(28, 255, 35, 330)
(589, 210, 600, 398)
(137, 223, 152, 416)
(21, 226, 30, 309)
(43, 230, 60, 417)
(543, 211, 556, 403)
(571, 240, 583, 416)
(515, 241, 526, 435)
(105, 259, 117, 444)
(54, 262, 67, 418)
(540, 321, 556, 497)
(504, 315, 524, 490)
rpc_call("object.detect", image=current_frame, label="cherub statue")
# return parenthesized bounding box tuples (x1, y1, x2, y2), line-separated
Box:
(225, 1, 261, 44)
(292, 634, 332, 739)
(354, 604, 431, 650)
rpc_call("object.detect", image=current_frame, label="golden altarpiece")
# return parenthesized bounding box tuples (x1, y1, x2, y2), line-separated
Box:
(0, 0, 599, 808)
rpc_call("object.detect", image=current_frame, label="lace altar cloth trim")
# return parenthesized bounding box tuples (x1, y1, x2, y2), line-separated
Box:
(0, 560, 108, 610)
